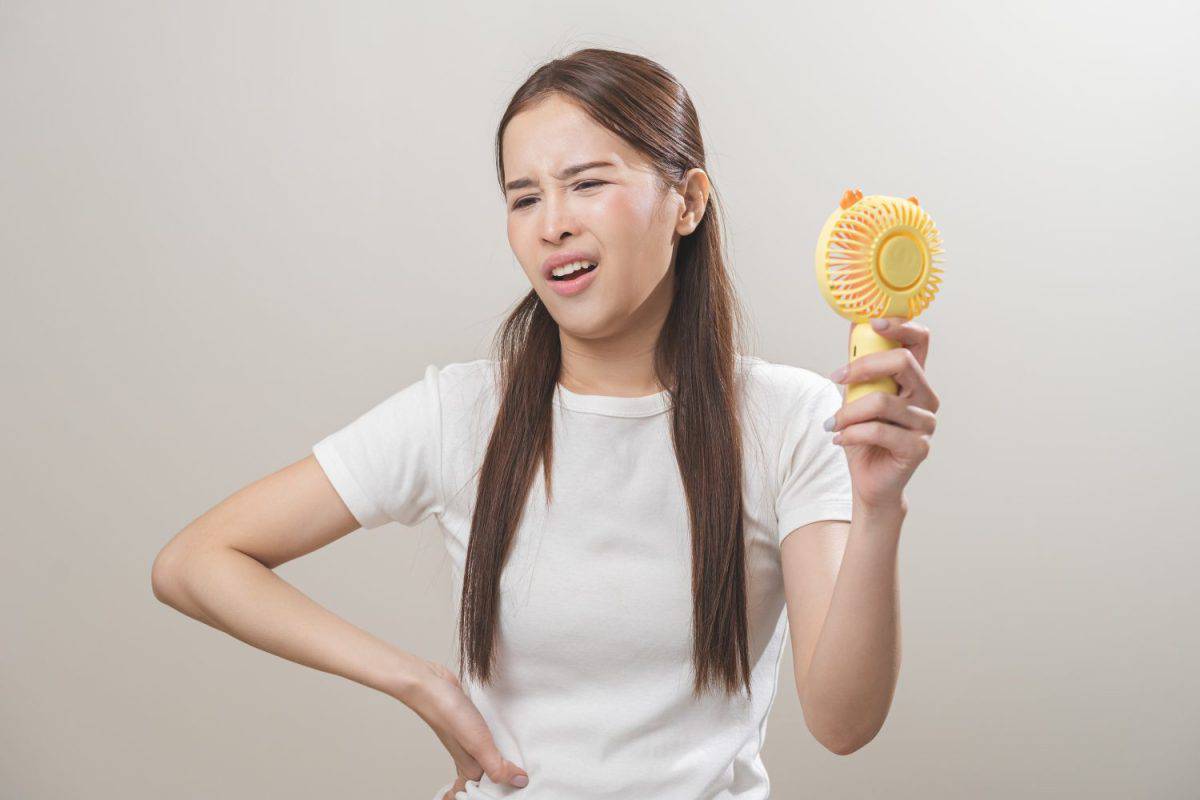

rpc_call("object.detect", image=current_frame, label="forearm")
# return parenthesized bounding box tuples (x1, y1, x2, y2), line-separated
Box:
(156, 544, 426, 705)
(801, 498, 905, 753)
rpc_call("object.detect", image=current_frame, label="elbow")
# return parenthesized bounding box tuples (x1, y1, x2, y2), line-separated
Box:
(150, 544, 189, 606)
(804, 708, 880, 756)
(819, 721, 884, 756)
(822, 735, 870, 756)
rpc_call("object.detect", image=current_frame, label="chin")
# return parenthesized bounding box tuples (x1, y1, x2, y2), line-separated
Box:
(551, 307, 619, 340)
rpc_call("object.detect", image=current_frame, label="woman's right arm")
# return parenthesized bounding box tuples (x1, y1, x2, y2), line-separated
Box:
(150, 453, 424, 699)
(149, 453, 531, 793)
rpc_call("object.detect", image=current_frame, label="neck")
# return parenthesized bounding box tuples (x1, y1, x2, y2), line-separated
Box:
(557, 263, 674, 397)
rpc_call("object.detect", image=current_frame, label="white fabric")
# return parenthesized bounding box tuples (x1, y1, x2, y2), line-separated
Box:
(312, 355, 853, 800)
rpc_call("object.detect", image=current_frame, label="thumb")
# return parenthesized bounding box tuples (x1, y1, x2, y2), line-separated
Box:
(472, 743, 529, 788)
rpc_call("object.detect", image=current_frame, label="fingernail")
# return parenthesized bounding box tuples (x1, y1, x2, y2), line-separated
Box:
(823, 414, 836, 431)
(512, 775, 528, 788)
(870, 317, 888, 331)
(830, 364, 848, 383)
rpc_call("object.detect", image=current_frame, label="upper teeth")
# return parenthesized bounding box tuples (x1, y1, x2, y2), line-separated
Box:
(551, 260, 596, 277)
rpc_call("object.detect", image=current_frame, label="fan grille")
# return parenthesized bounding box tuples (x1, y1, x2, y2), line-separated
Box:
(824, 197, 944, 319)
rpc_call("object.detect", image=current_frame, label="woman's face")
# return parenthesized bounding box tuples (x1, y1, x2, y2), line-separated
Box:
(502, 94, 701, 340)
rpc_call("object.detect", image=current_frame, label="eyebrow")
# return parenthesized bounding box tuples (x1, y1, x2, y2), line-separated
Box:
(504, 160, 615, 193)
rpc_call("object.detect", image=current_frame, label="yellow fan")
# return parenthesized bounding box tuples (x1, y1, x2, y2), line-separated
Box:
(814, 188, 945, 405)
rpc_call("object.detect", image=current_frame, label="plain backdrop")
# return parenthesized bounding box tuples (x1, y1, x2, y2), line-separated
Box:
(3, 1, 1197, 797)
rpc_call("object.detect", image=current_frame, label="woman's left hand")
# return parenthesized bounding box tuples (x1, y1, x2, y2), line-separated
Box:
(826, 316, 939, 512)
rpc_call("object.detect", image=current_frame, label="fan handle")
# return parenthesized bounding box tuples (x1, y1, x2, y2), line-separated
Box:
(845, 322, 902, 405)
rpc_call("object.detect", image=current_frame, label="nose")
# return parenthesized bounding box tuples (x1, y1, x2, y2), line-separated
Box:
(540, 192, 579, 243)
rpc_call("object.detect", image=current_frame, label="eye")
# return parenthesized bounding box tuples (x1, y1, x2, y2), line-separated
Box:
(511, 180, 606, 210)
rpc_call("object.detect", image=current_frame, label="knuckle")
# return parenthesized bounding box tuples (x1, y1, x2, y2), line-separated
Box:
(908, 404, 934, 433)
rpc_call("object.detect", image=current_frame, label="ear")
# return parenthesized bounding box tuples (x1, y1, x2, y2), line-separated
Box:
(674, 168, 711, 236)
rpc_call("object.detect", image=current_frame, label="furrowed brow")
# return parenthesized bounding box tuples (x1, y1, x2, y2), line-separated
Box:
(504, 160, 614, 193)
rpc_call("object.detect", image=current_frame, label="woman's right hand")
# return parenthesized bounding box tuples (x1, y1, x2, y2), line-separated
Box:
(404, 658, 530, 798)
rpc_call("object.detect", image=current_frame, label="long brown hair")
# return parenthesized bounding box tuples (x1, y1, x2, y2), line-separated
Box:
(459, 48, 755, 699)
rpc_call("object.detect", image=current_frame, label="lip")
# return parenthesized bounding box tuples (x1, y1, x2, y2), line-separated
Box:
(541, 250, 599, 282)
(547, 261, 599, 297)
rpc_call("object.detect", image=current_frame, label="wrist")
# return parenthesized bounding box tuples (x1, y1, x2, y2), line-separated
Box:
(853, 493, 908, 521)
(383, 649, 431, 707)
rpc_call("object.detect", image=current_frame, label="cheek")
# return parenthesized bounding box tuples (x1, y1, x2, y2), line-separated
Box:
(595, 200, 670, 296)
(604, 191, 674, 267)
(625, 190, 678, 251)
(598, 189, 647, 224)
(506, 218, 534, 276)
(591, 190, 660, 251)
(506, 215, 521, 244)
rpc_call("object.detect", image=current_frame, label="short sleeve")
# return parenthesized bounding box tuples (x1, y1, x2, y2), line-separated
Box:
(774, 378, 854, 542)
(312, 363, 446, 530)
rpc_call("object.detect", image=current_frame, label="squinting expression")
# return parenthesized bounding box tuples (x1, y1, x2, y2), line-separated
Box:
(502, 93, 688, 338)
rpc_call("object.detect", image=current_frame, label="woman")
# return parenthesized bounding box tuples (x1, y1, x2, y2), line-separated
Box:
(151, 48, 938, 800)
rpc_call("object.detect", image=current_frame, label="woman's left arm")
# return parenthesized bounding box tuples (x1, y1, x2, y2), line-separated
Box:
(799, 316, 939, 754)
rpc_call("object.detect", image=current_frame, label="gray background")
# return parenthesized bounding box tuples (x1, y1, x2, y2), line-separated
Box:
(3, 1, 1196, 797)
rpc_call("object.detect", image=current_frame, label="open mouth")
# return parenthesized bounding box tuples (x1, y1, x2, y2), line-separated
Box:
(550, 262, 598, 282)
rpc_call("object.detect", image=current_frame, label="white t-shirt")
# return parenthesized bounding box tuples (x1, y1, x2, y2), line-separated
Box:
(312, 354, 853, 800)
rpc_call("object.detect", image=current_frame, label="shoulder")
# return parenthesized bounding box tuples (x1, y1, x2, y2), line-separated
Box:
(433, 358, 497, 390)
(421, 359, 503, 434)
(736, 353, 836, 412)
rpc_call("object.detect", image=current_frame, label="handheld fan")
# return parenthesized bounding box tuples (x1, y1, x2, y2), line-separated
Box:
(814, 188, 945, 405)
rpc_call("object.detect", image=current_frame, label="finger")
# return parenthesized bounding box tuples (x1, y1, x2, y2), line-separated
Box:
(832, 347, 937, 412)
(464, 733, 529, 788)
(833, 420, 931, 462)
(432, 726, 483, 779)
(442, 777, 468, 800)
(862, 316, 930, 369)
(827, 391, 936, 436)
(435, 689, 527, 788)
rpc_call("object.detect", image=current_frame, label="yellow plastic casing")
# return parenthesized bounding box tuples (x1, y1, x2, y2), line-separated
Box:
(814, 190, 944, 405)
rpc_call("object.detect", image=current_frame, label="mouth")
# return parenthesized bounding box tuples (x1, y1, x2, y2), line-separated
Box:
(548, 260, 599, 283)
(545, 258, 600, 297)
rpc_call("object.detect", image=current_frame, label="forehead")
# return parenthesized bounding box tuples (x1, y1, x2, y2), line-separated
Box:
(501, 94, 649, 178)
